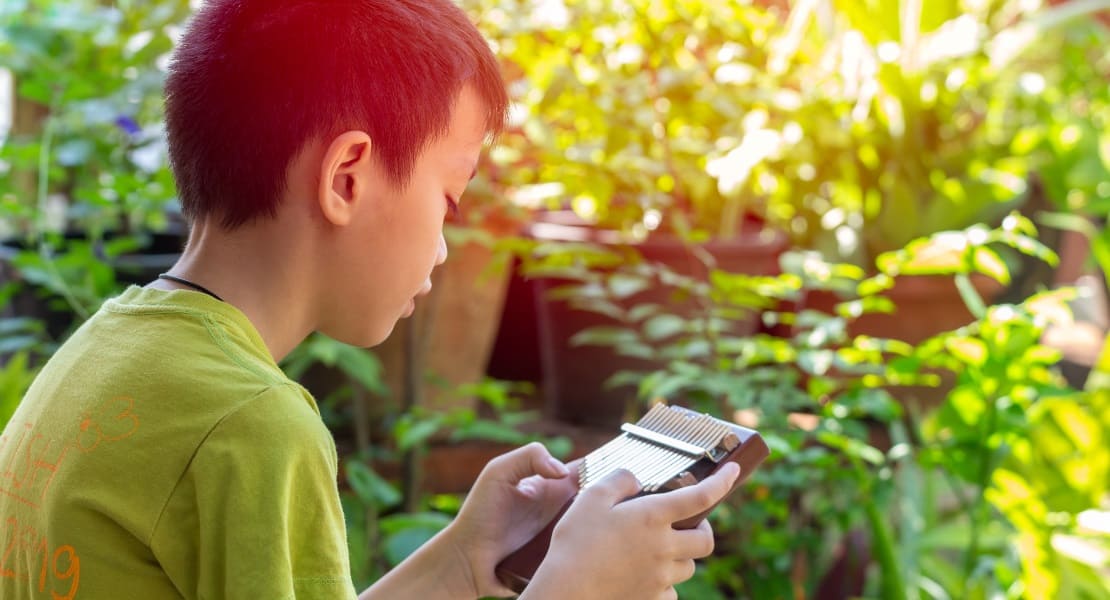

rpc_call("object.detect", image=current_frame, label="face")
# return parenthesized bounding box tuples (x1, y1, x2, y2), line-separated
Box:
(316, 86, 487, 347)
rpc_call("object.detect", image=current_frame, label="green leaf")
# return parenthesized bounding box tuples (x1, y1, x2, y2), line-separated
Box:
(627, 303, 662, 322)
(335, 347, 389, 396)
(451, 420, 531, 445)
(643, 314, 686, 341)
(971, 247, 1010, 284)
(379, 511, 452, 535)
(345, 460, 401, 510)
(798, 349, 835, 376)
(54, 139, 94, 166)
(1089, 335, 1110, 392)
(380, 513, 451, 567)
(817, 431, 885, 465)
(395, 417, 442, 452)
(607, 273, 650, 299)
(945, 336, 988, 367)
(570, 326, 639, 348)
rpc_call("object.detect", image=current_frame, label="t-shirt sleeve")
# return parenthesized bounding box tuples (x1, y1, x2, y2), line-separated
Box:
(150, 385, 358, 600)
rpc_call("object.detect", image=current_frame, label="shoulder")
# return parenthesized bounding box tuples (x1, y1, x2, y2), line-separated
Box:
(208, 383, 331, 445)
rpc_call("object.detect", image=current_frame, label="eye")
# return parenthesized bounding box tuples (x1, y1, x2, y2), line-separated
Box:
(445, 195, 461, 223)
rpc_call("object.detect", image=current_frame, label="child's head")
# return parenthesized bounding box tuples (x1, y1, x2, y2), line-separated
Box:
(164, 0, 508, 346)
(165, 0, 507, 229)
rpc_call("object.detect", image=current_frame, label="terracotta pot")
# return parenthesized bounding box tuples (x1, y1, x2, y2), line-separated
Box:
(801, 273, 1005, 345)
(373, 236, 512, 411)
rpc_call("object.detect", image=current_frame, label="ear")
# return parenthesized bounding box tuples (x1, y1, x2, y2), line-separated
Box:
(317, 131, 374, 226)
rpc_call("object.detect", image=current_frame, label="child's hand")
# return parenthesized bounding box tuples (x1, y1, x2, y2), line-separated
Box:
(444, 442, 579, 598)
(525, 462, 742, 600)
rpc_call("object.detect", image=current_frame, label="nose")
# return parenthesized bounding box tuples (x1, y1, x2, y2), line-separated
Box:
(435, 232, 448, 266)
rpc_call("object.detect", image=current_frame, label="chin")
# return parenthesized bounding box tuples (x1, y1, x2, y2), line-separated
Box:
(322, 319, 397, 349)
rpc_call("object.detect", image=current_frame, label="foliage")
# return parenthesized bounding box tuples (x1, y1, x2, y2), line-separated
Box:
(0, 0, 187, 235)
(469, 0, 795, 239)
(540, 216, 1110, 597)
(1, 1, 1107, 598)
(0, 350, 38, 429)
(0, 0, 189, 327)
(469, 0, 1105, 269)
(772, 0, 1071, 262)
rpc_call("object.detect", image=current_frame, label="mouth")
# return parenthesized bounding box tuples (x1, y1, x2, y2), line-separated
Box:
(403, 279, 433, 319)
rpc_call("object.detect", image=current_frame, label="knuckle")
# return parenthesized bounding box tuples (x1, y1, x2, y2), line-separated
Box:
(614, 468, 639, 487)
(524, 440, 545, 454)
(483, 455, 509, 476)
(690, 487, 715, 508)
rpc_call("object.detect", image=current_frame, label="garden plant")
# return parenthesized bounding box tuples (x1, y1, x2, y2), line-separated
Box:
(0, 0, 1109, 598)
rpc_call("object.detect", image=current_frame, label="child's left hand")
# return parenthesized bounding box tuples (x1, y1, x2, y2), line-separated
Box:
(444, 442, 578, 598)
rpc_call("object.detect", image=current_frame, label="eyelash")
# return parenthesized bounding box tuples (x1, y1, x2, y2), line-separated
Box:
(445, 195, 461, 222)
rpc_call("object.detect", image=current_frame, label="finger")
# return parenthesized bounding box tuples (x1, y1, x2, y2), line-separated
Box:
(642, 462, 740, 522)
(669, 559, 697, 585)
(670, 525, 715, 560)
(484, 442, 568, 484)
(657, 587, 678, 600)
(516, 471, 579, 504)
(578, 468, 641, 508)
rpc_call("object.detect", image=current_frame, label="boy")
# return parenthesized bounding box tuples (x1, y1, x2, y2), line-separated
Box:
(0, 1, 740, 598)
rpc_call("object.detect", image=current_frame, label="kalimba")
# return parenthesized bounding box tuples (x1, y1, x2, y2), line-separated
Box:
(495, 402, 770, 592)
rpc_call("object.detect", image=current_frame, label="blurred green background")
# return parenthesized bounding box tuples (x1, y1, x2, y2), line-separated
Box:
(2, 0, 1110, 598)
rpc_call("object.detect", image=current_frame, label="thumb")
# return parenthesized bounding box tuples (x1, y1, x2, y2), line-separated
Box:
(483, 442, 569, 484)
(579, 468, 642, 508)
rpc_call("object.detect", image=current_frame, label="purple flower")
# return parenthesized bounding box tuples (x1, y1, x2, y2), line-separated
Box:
(114, 116, 142, 137)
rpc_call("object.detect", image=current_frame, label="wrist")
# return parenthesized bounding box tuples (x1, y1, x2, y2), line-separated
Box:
(437, 522, 482, 599)
(520, 552, 587, 600)
(358, 523, 478, 600)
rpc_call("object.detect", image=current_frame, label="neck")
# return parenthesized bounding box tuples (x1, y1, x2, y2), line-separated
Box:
(152, 217, 319, 362)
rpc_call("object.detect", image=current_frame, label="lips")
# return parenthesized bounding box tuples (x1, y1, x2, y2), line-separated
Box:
(403, 279, 433, 319)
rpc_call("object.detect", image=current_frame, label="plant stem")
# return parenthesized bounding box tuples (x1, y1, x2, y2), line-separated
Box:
(851, 454, 908, 600)
(35, 112, 89, 322)
(401, 315, 421, 513)
(864, 493, 907, 600)
(964, 390, 1000, 591)
(955, 274, 986, 319)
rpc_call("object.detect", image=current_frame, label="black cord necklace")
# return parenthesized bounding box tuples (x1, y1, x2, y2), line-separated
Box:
(157, 273, 224, 302)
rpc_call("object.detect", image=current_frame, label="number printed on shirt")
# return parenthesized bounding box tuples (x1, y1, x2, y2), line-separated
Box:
(0, 514, 81, 600)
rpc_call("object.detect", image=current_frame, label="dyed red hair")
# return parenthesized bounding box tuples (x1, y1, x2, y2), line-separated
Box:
(165, 0, 508, 228)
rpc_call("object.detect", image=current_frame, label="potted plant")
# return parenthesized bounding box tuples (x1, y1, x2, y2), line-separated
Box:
(739, 0, 1108, 342)
(468, 0, 798, 426)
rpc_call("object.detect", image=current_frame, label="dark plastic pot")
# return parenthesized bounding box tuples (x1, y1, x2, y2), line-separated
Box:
(0, 228, 185, 339)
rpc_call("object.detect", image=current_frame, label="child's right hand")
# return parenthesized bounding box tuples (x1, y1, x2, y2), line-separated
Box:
(523, 462, 742, 600)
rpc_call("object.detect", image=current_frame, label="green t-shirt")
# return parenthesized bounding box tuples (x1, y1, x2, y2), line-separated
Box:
(0, 286, 358, 599)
